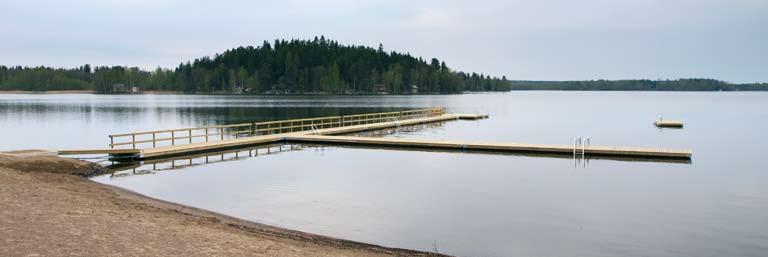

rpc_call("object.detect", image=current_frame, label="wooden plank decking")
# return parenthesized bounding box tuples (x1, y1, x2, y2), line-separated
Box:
(285, 135, 692, 159)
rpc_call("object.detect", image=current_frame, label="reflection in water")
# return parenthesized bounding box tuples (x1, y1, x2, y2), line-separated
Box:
(350, 122, 448, 138)
(0, 94, 429, 150)
(105, 143, 304, 178)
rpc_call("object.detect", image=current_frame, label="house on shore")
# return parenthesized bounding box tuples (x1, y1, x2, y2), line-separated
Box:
(374, 83, 387, 94)
(112, 84, 140, 94)
(410, 85, 419, 94)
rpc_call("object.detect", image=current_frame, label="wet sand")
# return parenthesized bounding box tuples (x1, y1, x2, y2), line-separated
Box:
(0, 153, 444, 257)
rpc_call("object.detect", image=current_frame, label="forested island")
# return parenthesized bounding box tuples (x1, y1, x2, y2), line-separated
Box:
(1, 37, 766, 93)
(0, 37, 510, 94)
(509, 79, 767, 91)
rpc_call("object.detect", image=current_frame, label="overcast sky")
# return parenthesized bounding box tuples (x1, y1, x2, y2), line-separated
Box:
(1, 0, 766, 83)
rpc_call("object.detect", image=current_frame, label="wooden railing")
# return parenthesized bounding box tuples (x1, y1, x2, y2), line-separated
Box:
(109, 107, 446, 149)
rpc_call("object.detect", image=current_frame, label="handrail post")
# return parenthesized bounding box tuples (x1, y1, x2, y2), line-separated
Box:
(340, 115, 345, 127)
(152, 132, 156, 148)
(109, 135, 114, 149)
(189, 129, 192, 144)
(220, 127, 224, 140)
(132, 134, 136, 149)
(171, 131, 175, 146)
(251, 122, 255, 136)
(205, 128, 209, 142)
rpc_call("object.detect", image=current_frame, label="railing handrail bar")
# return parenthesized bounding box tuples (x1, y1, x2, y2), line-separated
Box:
(108, 107, 446, 148)
(109, 107, 444, 138)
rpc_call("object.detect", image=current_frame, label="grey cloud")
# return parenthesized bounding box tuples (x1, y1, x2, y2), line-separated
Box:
(0, 0, 765, 82)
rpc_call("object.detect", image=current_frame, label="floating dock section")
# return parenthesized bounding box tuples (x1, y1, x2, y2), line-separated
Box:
(285, 135, 692, 159)
(655, 120, 684, 128)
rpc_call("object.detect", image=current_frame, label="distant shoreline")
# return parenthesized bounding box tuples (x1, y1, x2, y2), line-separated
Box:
(0, 90, 96, 94)
(2, 89, 768, 95)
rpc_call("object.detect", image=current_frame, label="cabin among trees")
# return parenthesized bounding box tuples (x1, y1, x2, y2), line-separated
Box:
(111, 84, 140, 94)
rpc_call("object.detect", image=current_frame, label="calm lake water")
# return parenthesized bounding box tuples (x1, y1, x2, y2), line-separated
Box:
(2, 92, 767, 257)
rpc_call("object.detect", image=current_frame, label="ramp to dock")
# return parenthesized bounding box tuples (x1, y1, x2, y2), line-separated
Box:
(137, 111, 485, 159)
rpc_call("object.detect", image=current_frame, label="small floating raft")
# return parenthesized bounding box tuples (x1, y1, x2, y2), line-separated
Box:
(655, 119, 684, 128)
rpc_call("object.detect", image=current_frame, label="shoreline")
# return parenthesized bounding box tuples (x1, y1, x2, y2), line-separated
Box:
(0, 90, 96, 94)
(0, 153, 445, 256)
(1, 90, 767, 96)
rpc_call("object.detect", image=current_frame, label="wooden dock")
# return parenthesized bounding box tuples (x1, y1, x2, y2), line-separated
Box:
(105, 143, 691, 175)
(62, 107, 691, 161)
(138, 113, 484, 159)
(285, 135, 692, 159)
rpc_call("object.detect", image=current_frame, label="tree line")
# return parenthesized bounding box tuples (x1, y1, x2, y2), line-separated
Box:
(2, 38, 766, 93)
(0, 36, 511, 94)
(508, 79, 767, 91)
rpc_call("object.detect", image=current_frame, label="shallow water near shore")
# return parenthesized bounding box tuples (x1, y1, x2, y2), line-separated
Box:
(2, 92, 768, 257)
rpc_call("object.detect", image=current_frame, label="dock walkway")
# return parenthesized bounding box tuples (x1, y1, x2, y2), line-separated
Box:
(286, 135, 692, 158)
(139, 112, 484, 158)
(58, 108, 691, 160)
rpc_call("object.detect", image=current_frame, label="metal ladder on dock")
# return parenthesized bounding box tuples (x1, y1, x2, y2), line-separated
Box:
(573, 136, 591, 157)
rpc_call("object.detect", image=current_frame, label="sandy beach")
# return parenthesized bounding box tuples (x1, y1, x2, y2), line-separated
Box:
(0, 152, 443, 257)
